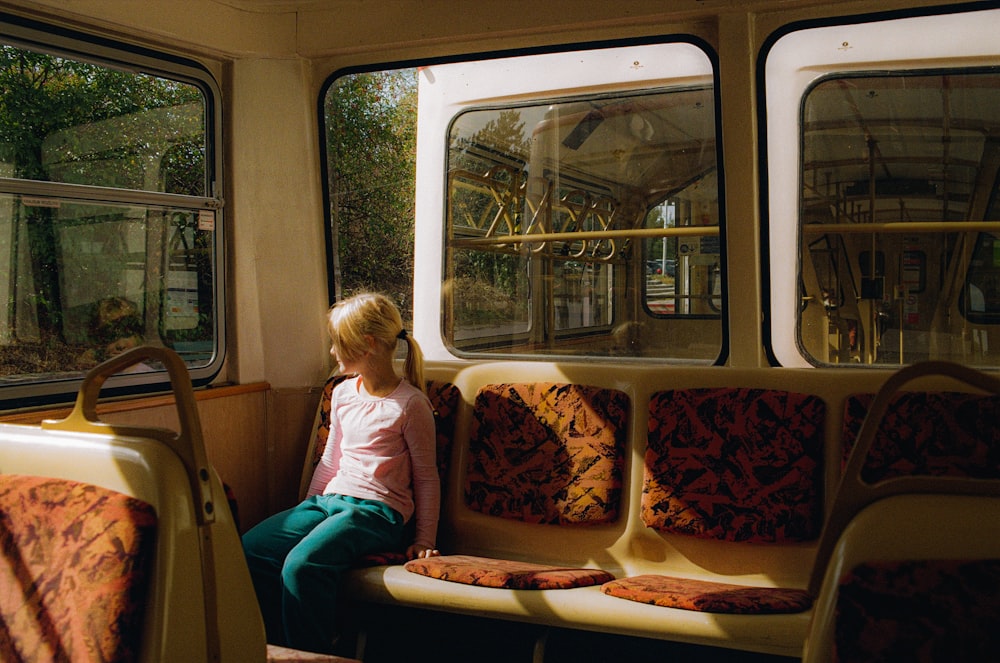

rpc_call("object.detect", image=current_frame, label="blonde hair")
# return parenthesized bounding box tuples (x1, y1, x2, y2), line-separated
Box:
(327, 292, 425, 392)
(92, 296, 142, 344)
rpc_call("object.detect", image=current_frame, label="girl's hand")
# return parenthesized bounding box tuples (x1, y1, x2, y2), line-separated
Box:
(406, 544, 440, 560)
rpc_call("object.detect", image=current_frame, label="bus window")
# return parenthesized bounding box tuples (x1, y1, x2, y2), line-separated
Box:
(764, 7, 1000, 368)
(965, 233, 1000, 325)
(322, 68, 417, 324)
(432, 43, 723, 362)
(0, 29, 222, 405)
(642, 198, 721, 317)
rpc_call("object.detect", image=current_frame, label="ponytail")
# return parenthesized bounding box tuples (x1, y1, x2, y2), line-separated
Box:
(398, 329, 425, 394)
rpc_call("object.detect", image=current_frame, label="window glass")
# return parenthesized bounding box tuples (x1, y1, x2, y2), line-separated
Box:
(323, 44, 722, 363)
(322, 68, 417, 325)
(765, 7, 1000, 368)
(797, 71, 1000, 366)
(964, 233, 1000, 323)
(0, 35, 219, 404)
(445, 84, 721, 359)
(0, 46, 205, 194)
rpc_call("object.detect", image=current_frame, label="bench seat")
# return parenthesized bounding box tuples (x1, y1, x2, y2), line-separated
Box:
(289, 361, 1000, 659)
(322, 367, 832, 658)
(343, 565, 811, 657)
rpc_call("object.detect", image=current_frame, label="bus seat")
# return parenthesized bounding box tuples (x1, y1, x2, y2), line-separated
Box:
(0, 473, 157, 662)
(809, 360, 1000, 597)
(802, 360, 1000, 661)
(0, 346, 267, 663)
(602, 387, 824, 614)
(801, 495, 1000, 662)
(403, 382, 625, 589)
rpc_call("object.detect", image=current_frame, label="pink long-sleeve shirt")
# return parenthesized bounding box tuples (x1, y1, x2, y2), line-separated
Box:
(306, 376, 440, 548)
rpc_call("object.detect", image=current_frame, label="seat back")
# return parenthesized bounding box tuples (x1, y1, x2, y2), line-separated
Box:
(809, 360, 1000, 597)
(0, 473, 157, 662)
(0, 346, 266, 663)
(803, 360, 1000, 661)
(802, 494, 1000, 662)
(644, 387, 826, 543)
(463, 382, 629, 525)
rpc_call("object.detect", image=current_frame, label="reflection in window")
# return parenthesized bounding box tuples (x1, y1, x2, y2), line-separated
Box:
(0, 37, 218, 403)
(446, 85, 721, 359)
(798, 71, 1000, 366)
(965, 234, 1000, 323)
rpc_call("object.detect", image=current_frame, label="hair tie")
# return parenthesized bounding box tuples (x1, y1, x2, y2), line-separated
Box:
(397, 329, 408, 340)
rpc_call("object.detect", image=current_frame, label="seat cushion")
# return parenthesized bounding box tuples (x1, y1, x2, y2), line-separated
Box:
(601, 574, 812, 614)
(266, 643, 361, 662)
(404, 554, 614, 590)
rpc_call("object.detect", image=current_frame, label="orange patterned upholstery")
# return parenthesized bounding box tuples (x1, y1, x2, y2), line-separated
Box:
(405, 383, 626, 589)
(309, 374, 350, 467)
(0, 474, 157, 663)
(841, 391, 1000, 482)
(643, 388, 825, 542)
(601, 575, 812, 614)
(603, 388, 824, 615)
(464, 382, 629, 525)
(266, 643, 361, 662)
(404, 554, 614, 590)
(834, 559, 1000, 661)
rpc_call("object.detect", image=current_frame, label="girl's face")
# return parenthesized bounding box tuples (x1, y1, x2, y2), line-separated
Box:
(329, 334, 373, 374)
(330, 343, 357, 374)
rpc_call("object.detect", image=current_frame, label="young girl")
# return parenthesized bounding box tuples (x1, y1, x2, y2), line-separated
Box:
(242, 292, 440, 653)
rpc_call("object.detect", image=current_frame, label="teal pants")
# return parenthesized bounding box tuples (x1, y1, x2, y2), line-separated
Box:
(242, 494, 404, 653)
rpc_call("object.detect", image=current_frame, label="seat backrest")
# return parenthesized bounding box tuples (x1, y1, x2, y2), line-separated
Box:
(0, 473, 157, 662)
(0, 346, 266, 663)
(809, 360, 1000, 596)
(802, 494, 1000, 662)
(841, 390, 1000, 482)
(643, 387, 826, 543)
(463, 382, 629, 525)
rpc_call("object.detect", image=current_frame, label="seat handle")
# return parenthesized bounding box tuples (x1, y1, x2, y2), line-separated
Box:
(42, 345, 216, 525)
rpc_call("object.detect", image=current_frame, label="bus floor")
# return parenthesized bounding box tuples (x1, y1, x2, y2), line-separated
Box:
(334, 604, 797, 663)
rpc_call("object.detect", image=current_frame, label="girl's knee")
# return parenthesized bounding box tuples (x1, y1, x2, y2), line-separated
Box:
(281, 546, 344, 588)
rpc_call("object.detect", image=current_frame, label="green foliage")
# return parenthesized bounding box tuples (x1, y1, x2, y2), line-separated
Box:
(0, 43, 208, 358)
(325, 69, 418, 319)
(0, 46, 203, 184)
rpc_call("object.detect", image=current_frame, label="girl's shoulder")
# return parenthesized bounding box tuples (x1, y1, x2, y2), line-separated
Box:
(397, 379, 433, 409)
(396, 377, 427, 398)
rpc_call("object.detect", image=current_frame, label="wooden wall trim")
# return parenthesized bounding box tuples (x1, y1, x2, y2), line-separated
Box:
(0, 382, 271, 425)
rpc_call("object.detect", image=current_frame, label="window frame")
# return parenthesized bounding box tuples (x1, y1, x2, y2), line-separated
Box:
(0, 13, 224, 408)
(760, 5, 1000, 368)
